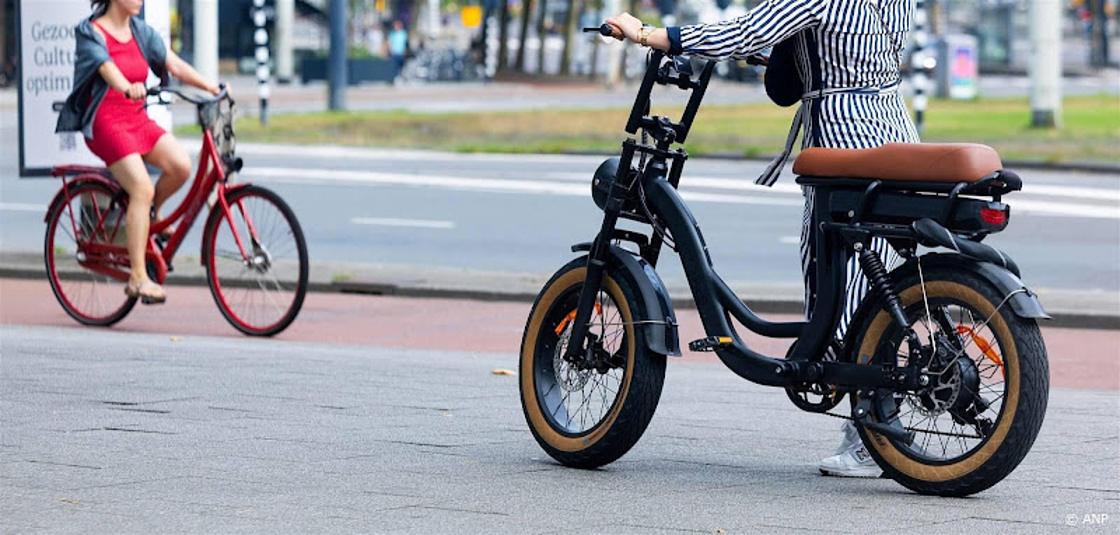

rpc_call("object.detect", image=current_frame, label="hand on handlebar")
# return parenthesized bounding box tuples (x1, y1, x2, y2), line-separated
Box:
(125, 82, 147, 101)
(604, 13, 643, 43)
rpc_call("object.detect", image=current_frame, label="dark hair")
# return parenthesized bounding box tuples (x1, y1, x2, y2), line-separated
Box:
(91, 0, 108, 15)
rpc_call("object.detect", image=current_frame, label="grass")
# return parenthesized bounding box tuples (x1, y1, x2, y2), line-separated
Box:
(183, 93, 1120, 164)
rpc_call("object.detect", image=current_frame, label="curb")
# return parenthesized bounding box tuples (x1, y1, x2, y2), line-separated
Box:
(557, 150, 1120, 175)
(4, 265, 1115, 331)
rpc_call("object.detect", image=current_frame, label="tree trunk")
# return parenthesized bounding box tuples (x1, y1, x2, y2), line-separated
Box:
(536, 0, 550, 74)
(498, 0, 512, 71)
(614, 0, 638, 81)
(560, 0, 581, 75)
(514, 0, 533, 71)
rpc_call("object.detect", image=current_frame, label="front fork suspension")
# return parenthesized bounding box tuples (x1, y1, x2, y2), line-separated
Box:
(564, 181, 627, 363)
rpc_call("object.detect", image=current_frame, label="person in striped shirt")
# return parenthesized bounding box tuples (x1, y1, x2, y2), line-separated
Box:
(607, 0, 920, 478)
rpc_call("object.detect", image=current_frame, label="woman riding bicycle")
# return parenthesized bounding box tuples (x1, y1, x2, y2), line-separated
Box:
(606, 0, 919, 478)
(55, 0, 220, 304)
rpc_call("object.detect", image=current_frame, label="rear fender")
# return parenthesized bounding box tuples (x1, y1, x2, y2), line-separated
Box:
(841, 252, 1049, 361)
(43, 175, 121, 223)
(572, 242, 681, 356)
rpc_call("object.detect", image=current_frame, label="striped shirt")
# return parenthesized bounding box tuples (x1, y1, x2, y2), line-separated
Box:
(667, 0, 921, 153)
(667, 0, 921, 336)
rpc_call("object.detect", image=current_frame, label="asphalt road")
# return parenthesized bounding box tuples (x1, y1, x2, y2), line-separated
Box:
(3, 135, 1117, 299)
(2, 319, 1117, 533)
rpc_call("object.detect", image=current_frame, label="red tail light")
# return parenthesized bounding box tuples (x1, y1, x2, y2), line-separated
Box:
(980, 207, 1008, 226)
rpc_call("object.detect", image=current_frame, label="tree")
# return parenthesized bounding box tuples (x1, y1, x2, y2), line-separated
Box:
(560, 0, 581, 75)
(498, 0, 512, 71)
(515, 0, 534, 72)
(536, 0, 550, 74)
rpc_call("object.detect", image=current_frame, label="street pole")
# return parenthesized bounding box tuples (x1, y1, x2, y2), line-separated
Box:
(1029, 0, 1062, 128)
(252, 0, 271, 125)
(275, 0, 295, 84)
(328, 0, 347, 111)
(910, 0, 933, 137)
(1089, 0, 1110, 67)
(193, 0, 219, 85)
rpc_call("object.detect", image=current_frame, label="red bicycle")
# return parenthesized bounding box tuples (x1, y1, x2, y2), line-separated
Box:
(44, 85, 308, 336)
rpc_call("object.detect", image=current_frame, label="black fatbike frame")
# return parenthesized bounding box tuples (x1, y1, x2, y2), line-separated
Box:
(563, 50, 1045, 434)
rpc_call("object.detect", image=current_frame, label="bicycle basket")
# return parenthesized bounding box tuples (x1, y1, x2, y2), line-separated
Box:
(198, 98, 237, 163)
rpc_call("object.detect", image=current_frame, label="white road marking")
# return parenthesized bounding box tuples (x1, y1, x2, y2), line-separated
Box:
(0, 203, 43, 212)
(251, 167, 804, 208)
(1010, 199, 1120, 220)
(351, 217, 456, 229)
(249, 166, 1118, 219)
(778, 236, 801, 245)
(1022, 184, 1120, 202)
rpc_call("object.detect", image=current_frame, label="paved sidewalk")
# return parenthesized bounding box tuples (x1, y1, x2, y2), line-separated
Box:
(2, 325, 1117, 533)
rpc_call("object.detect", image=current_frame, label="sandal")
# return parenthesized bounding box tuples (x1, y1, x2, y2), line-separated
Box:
(125, 279, 167, 305)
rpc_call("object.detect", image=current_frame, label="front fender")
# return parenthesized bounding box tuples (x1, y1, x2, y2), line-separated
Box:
(572, 242, 681, 356)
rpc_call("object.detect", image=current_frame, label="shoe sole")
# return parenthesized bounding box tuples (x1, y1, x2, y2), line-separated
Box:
(818, 468, 883, 479)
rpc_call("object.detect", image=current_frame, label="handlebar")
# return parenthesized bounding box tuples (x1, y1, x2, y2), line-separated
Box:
(582, 24, 620, 39)
(147, 83, 231, 106)
(582, 22, 768, 66)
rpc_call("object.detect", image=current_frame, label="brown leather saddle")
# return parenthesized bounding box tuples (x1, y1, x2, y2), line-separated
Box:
(793, 143, 1003, 183)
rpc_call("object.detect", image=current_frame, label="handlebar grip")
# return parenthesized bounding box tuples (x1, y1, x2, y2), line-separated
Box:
(583, 24, 621, 39)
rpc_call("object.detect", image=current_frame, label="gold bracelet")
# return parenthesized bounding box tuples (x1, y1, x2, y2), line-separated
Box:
(640, 26, 653, 47)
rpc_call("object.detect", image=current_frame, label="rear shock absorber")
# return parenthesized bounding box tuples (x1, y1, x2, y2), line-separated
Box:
(855, 243, 921, 350)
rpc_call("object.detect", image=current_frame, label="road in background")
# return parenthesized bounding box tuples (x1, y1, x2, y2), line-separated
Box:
(3, 137, 1117, 300)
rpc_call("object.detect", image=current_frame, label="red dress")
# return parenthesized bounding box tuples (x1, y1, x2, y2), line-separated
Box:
(84, 21, 166, 166)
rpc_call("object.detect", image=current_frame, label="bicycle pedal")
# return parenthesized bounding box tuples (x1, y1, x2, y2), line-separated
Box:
(688, 336, 733, 352)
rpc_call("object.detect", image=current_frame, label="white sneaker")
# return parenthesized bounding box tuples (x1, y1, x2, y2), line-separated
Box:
(818, 444, 881, 478)
(819, 421, 882, 478)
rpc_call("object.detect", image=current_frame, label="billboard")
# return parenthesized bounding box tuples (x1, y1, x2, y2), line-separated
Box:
(16, 0, 170, 177)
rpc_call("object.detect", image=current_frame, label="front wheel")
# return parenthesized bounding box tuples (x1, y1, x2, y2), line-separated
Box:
(519, 257, 666, 469)
(848, 266, 1049, 496)
(203, 185, 308, 336)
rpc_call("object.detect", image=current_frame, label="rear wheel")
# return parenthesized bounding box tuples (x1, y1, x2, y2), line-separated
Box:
(44, 181, 136, 326)
(519, 258, 666, 469)
(203, 185, 308, 336)
(849, 267, 1049, 496)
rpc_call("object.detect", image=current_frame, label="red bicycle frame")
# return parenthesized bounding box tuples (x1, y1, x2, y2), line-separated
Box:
(51, 127, 260, 284)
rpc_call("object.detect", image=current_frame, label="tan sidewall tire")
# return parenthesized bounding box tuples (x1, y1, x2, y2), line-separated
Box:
(520, 266, 636, 453)
(856, 280, 1019, 483)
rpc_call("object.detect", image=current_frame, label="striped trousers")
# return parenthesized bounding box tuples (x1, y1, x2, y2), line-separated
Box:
(800, 186, 900, 344)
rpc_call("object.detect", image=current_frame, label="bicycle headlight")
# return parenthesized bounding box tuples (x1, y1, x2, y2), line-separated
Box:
(592, 157, 634, 212)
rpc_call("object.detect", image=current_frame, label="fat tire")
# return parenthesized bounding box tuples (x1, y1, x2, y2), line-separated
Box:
(519, 257, 666, 469)
(848, 267, 1049, 497)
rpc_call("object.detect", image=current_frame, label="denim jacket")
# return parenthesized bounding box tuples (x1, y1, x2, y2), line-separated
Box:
(54, 16, 168, 138)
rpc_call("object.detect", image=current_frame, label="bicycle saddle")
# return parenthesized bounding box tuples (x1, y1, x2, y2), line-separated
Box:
(793, 143, 1003, 183)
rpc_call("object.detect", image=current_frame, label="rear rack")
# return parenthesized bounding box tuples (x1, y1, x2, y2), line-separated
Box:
(796, 169, 1022, 200)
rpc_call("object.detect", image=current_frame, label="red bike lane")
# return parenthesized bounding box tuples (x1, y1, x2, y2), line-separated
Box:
(1, 277, 1115, 390)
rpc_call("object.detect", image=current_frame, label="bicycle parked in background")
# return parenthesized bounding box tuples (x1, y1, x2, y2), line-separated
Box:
(44, 85, 309, 336)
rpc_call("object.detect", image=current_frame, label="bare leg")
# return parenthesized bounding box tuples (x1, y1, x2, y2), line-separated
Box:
(144, 133, 193, 221)
(108, 154, 164, 299)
